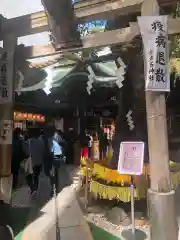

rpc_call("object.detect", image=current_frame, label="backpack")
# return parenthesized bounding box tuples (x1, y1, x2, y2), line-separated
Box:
(52, 139, 62, 156)
(52, 139, 66, 163)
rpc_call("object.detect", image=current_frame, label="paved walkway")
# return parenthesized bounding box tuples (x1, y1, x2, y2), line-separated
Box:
(10, 166, 92, 240)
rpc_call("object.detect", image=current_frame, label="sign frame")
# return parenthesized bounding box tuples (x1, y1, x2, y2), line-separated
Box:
(118, 141, 145, 176)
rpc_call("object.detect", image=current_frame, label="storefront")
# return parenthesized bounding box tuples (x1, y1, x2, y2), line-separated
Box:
(13, 111, 45, 130)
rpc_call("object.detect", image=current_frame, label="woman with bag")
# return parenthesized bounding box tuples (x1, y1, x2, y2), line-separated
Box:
(26, 128, 45, 196)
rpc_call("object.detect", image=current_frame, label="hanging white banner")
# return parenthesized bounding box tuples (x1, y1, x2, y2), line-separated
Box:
(138, 15, 170, 92)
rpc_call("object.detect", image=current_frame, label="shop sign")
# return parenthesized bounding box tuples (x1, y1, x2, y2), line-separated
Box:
(14, 122, 23, 129)
(118, 142, 144, 175)
(14, 112, 45, 122)
(138, 16, 170, 91)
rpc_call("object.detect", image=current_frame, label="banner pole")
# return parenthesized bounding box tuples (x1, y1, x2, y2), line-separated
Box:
(84, 164, 89, 209)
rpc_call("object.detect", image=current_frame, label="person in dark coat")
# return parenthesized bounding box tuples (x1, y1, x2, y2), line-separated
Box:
(66, 128, 77, 164)
(43, 127, 54, 178)
(11, 128, 29, 189)
(99, 127, 108, 160)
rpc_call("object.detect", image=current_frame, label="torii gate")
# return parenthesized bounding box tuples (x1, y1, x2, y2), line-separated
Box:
(0, 0, 179, 239)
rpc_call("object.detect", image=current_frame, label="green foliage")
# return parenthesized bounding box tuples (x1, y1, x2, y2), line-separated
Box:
(170, 36, 180, 58)
(170, 2, 180, 58)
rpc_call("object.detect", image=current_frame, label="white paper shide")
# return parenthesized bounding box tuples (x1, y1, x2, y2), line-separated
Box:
(138, 16, 170, 91)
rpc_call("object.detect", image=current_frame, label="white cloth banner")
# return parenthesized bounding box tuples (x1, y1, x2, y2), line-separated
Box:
(138, 16, 170, 91)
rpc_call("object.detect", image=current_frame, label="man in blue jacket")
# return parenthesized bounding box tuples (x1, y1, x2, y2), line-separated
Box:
(49, 129, 69, 195)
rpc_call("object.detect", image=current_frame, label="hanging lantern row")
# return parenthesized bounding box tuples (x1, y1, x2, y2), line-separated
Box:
(14, 112, 45, 122)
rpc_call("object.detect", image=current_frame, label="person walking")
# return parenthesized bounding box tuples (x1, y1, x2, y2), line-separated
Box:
(99, 127, 108, 160)
(80, 129, 92, 160)
(12, 128, 29, 189)
(49, 129, 69, 194)
(86, 130, 93, 159)
(26, 127, 45, 196)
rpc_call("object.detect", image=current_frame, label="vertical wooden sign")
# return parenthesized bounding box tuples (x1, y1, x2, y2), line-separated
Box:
(0, 33, 16, 185)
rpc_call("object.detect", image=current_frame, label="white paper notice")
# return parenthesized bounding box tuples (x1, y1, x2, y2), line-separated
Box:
(138, 16, 170, 92)
(0, 120, 13, 145)
(118, 142, 145, 176)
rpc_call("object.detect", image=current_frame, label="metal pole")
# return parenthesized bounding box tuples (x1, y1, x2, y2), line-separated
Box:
(52, 165, 60, 240)
(130, 179, 136, 240)
(84, 164, 89, 209)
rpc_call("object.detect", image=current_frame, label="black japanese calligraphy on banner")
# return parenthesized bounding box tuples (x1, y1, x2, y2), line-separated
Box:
(155, 34, 166, 48)
(0, 52, 12, 103)
(151, 20, 165, 32)
(156, 52, 165, 66)
(148, 50, 154, 82)
(138, 16, 170, 91)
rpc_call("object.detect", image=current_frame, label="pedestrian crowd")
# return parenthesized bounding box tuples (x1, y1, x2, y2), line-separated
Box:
(11, 126, 67, 198)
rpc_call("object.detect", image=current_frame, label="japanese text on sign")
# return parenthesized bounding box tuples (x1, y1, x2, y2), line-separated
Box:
(118, 142, 145, 176)
(0, 120, 13, 145)
(138, 16, 170, 92)
(0, 52, 12, 103)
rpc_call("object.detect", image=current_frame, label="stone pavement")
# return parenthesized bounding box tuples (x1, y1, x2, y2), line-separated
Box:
(10, 165, 92, 240)
(21, 186, 92, 240)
